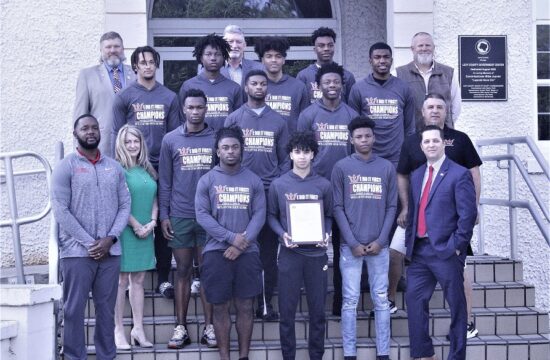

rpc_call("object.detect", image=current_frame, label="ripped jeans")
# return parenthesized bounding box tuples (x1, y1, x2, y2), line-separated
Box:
(340, 245, 390, 357)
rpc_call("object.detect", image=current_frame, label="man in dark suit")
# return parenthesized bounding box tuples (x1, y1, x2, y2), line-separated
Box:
(74, 31, 136, 156)
(405, 125, 477, 360)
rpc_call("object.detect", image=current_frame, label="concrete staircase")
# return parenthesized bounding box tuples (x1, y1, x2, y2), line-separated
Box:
(79, 255, 549, 359)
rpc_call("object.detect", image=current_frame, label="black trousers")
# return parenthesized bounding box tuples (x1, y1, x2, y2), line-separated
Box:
(257, 222, 278, 307)
(278, 247, 327, 360)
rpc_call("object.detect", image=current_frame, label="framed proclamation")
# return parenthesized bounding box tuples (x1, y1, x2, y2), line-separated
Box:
(286, 199, 325, 245)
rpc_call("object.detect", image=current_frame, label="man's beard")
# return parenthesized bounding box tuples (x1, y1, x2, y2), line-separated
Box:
(102, 54, 126, 67)
(248, 93, 266, 102)
(415, 53, 433, 66)
(76, 135, 100, 150)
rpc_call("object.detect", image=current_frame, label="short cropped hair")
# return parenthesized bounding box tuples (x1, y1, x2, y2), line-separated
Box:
(223, 24, 245, 37)
(183, 88, 208, 105)
(244, 69, 268, 84)
(100, 31, 123, 44)
(369, 42, 392, 57)
(348, 116, 376, 134)
(311, 27, 336, 44)
(254, 36, 290, 59)
(74, 114, 98, 130)
(131, 46, 161, 72)
(286, 131, 319, 156)
(214, 126, 245, 165)
(424, 92, 446, 104)
(420, 124, 444, 139)
(315, 62, 344, 85)
(193, 34, 230, 63)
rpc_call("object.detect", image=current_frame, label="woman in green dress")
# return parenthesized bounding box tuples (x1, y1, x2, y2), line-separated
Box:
(113, 125, 157, 350)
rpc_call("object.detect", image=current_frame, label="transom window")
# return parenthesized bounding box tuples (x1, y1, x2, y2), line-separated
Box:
(148, 0, 340, 93)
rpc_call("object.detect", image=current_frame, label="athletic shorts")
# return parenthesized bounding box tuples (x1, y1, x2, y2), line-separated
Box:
(389, 226, 407, 255)
(168, 217, 207, 249)
(201, 250, 262, 304)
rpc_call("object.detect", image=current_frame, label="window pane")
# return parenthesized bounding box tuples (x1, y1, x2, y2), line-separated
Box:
(537, 52, 550, 79)
(152, 0, 332, 18)
(538, 114, 550, 141)
(283, 59, 312, 77)
(538, 86, 550, 113)
(537, 25, 550, 52)
(163, 60, 198, 93)
(154, 36, 312, 48)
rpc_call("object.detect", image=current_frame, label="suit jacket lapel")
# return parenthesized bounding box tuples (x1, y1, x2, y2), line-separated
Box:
(427, 158, 450, 205)
(413, 164, 426, 206)
(98, 64, 114, 93)
(122, 64, 135, 88)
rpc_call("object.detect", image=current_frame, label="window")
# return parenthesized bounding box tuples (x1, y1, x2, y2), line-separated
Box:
(151, 0, 332, 19)
(536, 24, 550, 141)
(148, 0, 340, 93)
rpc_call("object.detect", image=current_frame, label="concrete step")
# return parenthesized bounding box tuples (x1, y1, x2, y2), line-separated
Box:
(135, 255, 525, 293)
(85, 280, 537, 318)
(83, 334, 550, 360)
(83, 307, 549, 345)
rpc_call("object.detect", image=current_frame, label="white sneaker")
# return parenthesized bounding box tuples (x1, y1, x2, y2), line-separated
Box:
(191, 278, 201, 294)
(201, 324, 217, 348)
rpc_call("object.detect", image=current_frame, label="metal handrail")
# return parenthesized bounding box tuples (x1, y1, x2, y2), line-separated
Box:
(0, 150, 53, 283)
(476, 136, 549, 180)
(476, 136, 550, 258)
(49, 142, 64, 285)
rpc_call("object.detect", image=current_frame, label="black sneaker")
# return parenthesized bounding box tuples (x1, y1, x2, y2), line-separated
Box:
(370, 300, 397, 317)
(158, 282, 175, 299)
(167, 325, 191, 349)
(466, 321, 479, 339)
(445, 321, 478, 341)
(256, 305, 279, 321)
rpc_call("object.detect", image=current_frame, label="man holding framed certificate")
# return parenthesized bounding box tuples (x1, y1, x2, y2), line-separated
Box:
(267, 131, 332, 360)
(331, 116, 397, 360)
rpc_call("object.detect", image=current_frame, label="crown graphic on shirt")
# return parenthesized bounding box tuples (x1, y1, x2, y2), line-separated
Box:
(285, 193, 299, 201)
(214, 185, 226, 194)
(242, 128, 255, 137)
(310, 82, 320, 91)
(131, 103, 145, 112)
(316, 122, 329, 131)
(347, 174, 362, 184)
(178, 147, 190, 156)
(365, 97, 379, 105)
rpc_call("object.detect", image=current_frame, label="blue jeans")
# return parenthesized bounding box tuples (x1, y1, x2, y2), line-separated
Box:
(340, 246, 390, 356)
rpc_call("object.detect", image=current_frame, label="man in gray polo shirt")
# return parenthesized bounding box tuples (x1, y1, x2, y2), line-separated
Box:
(51, 114, 131, 360)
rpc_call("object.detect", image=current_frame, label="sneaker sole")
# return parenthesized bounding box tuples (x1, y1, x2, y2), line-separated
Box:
(167, 341, 191, 349)
(201, 340, 218, 348)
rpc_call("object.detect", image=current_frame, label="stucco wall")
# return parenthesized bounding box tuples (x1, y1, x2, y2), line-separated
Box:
(432, 0, 550, 312)
(0, 0, 106, 267)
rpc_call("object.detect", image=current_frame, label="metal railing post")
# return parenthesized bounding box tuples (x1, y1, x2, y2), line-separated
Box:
(477, 144, 485, 254)
(4, 156, 25, 283)
(508, 144, 518, 259)
(49, 141, 64, 285)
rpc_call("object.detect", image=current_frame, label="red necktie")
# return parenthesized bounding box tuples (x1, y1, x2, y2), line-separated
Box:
(417, 165, 434, 237)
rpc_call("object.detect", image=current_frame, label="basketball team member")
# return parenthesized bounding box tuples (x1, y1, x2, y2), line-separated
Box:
(195, 126, 266, 360)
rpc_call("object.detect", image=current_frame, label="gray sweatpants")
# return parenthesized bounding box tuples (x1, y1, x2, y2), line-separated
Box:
(61, 256, 120, 360)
